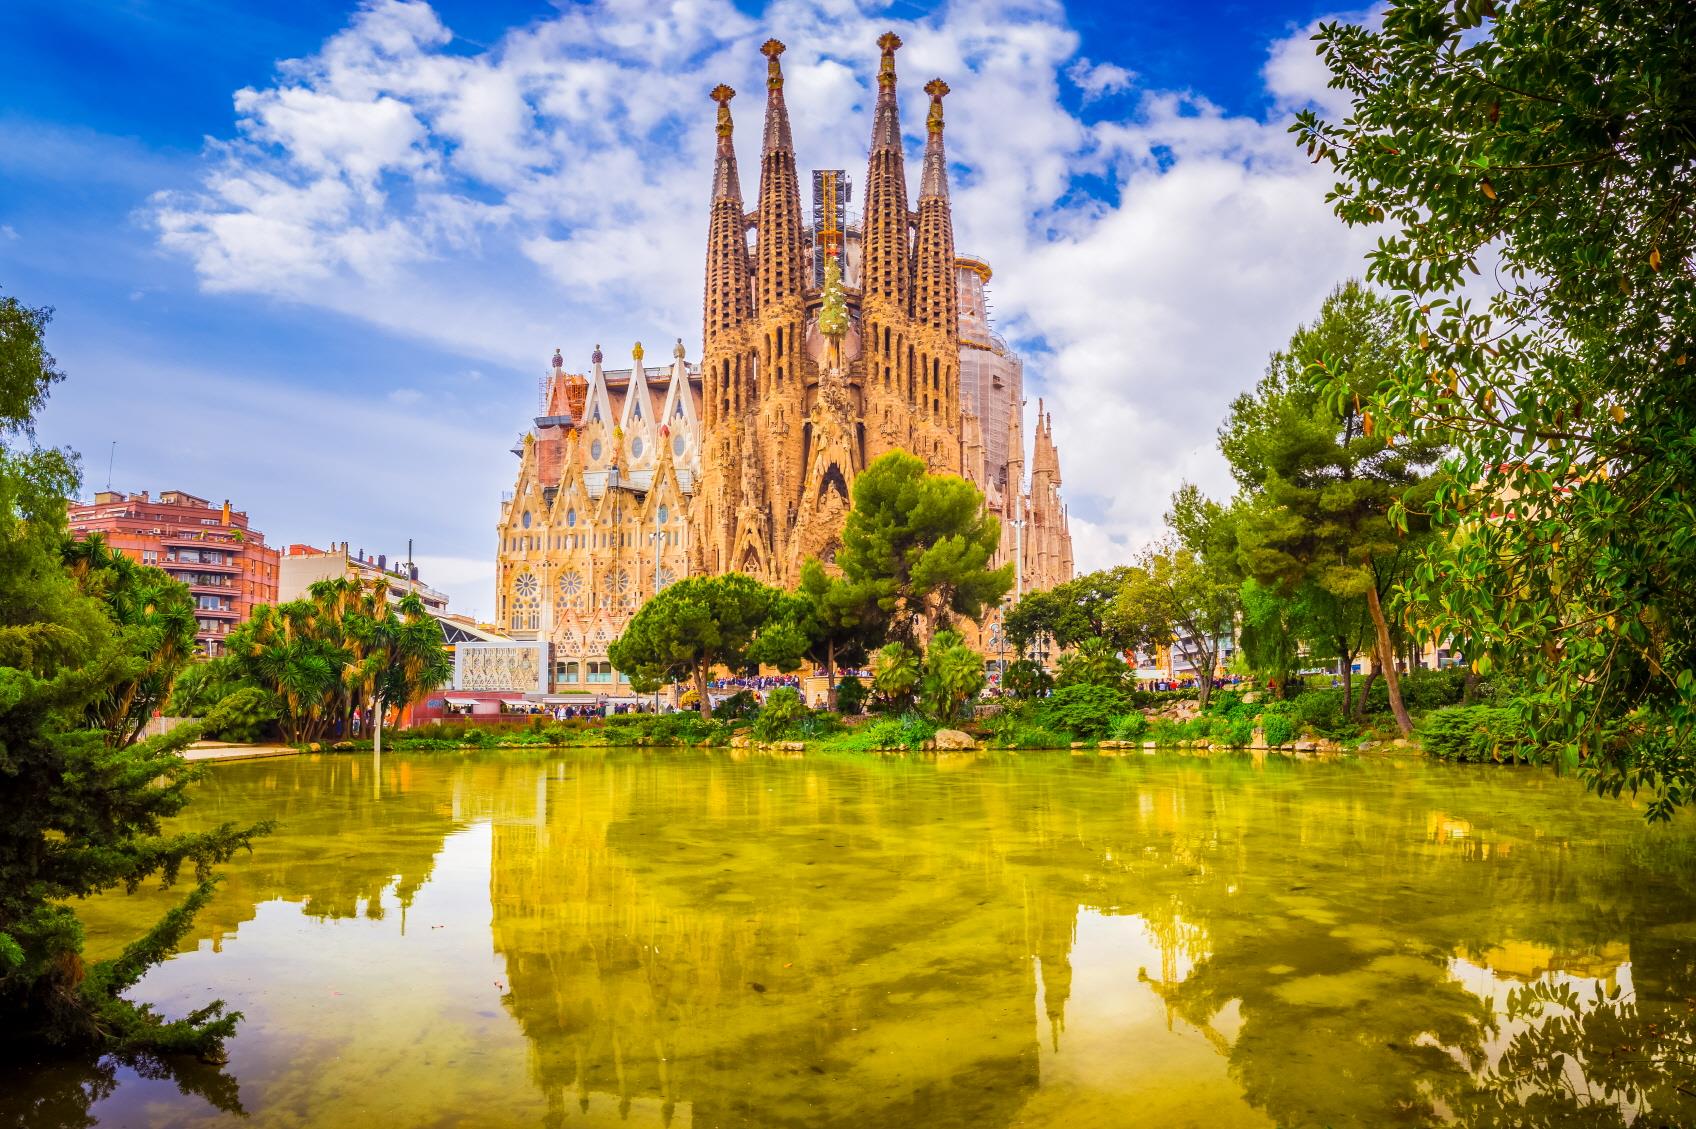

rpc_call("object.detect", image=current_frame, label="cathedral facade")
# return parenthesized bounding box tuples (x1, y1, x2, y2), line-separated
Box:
(496, 35, 1072, 695)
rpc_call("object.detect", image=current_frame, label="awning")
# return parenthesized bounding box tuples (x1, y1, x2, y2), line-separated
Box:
(442, 697, 480, 707)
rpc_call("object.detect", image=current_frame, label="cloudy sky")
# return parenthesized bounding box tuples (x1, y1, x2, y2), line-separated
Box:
(1, 0, 1374, 618)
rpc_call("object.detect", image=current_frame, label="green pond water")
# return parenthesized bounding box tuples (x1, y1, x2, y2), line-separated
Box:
(5, 749, 1696, 1129)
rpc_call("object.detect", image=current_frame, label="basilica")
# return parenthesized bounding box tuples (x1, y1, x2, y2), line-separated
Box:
(496, 34, 1072, 695)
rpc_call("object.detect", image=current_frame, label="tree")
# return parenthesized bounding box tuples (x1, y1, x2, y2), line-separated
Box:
(1053, 635, 1134, 693)
(1004, 568, 1133, 656)
(1298, 0, 1696, 813)
(1115, 542, 1238, 707)
(835, 451, 1013, 645)
(919, 630, 987, 724)
(1002, 658, 1053, 702)
(62, 534, 198, 747)
(222, 579, 449, 743)
(1220, 283, 1441, 736)
(869, 641, 920, 713)
(0, 289, 267, 1058)
(608, 573, 805, 721)
(796, 558, 880, 703)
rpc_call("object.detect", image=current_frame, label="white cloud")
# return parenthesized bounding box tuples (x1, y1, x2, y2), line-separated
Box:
(1067, 57, 1134, 100)
(1, 224, 17, 240)
(151, 0, 1379, 580)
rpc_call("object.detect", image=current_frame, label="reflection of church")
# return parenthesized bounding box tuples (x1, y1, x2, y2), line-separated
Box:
(496, 35, 1073, 692)
(487, 757, 1078, 1128)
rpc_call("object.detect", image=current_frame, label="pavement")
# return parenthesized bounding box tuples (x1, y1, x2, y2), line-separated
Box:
(182, 741, 300, 763)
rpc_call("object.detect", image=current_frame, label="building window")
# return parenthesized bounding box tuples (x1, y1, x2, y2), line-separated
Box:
(657, 504, 669, 524)
(587, 662, 613, 684)
(631, 436, 644, 458)
(521, 510, 532, 529)
(566, 508, 577, 527)
(591, 439, 603, 460)
(141, 549, 158, 563)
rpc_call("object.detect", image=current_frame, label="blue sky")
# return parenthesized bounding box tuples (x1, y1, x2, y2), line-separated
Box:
(1, 0, 1373, 617)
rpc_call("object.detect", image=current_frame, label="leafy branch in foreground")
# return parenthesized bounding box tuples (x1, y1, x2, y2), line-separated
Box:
(1298, 0, 1696, 815)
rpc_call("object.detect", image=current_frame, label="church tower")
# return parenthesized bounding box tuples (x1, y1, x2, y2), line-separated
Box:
(753, 40, 808, 573)
(696, 84, 759, 576)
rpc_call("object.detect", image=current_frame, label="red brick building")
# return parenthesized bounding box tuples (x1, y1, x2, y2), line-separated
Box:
(67, 489, 280, 656)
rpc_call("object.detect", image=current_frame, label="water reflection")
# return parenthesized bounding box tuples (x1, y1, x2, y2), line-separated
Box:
(8, 751, 1695, 1128)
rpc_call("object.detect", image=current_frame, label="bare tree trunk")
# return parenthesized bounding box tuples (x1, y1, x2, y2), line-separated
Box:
(696, 662, 712, 723)
(1355, 670, 1378, 720)
(1339, 647, 1354, 714)
(1365, 582, 1413, 737)
(1463, 668, 1479, 705)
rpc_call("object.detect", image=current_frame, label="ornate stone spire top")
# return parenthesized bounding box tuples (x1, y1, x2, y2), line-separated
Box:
(759, 39, 793, 155)
(920, 78, 950, 199)
(871, 32, 903, 151)
(710, 85, 741, 202)
(877, 32, 902, 90)
(632, 340, 644, 364)
(551, 347, 563, 370)
(592, 343, 603, 364)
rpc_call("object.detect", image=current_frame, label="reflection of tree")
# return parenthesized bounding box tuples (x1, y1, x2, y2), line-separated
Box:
(0, 1051, 243, 1129)
(74, 754, 472, 960)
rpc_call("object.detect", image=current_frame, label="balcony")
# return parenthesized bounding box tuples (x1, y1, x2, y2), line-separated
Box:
(165, 558, 240, 575)
(187, 580, 234, 596)
(195, 605, 239, 619)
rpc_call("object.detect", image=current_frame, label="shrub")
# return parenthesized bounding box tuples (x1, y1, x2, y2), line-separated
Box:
(1036, 682, 1130, 739)
(989, 721, 1072, 749)
(920, 631, 987, 723)
(1221, 717, 1255, 748)
(1399, 668, 1470, 711)
(1109, 712, 1149, 742)
(1004, 658, 1054, 702)
(1292, 689, 1358, 740)
(1419, 705, 1534, 763)
(834, 676, 868, 716)
(752, 687, 809, 741)
(834, 714, 937, 751)
(1262, 712, 1296, 748)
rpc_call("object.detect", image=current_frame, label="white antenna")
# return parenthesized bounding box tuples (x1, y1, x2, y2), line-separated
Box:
(105, 441, 116, 490)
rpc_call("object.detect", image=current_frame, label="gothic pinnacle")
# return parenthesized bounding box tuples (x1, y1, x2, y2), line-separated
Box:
(871, 32, 902, 151)
(920, 78, 951, 199)
(759, 39, 793, 154)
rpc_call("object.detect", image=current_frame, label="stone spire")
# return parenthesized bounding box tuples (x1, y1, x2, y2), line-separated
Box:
(860, 32, 911, 310)
(912, 78, 957, 332)
(755, 39, 804, 310)
(704, 84, 753, 347)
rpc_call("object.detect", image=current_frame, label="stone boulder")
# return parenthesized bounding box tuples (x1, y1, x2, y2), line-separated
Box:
(934, 728, 978, 751)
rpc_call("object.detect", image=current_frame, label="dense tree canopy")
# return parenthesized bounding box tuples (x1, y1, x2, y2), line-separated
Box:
(1298, 0, 1696, 812)
(608, 573, 806, 720)
(1004, 568, 1132, 656)
(835, 452, 1012, 645)
(220, 578, 450, 743)
(0, 290, 267, 1058)
(1221, 283, 1441, 733)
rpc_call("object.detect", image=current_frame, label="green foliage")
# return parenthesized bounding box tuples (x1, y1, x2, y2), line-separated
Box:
(1115, 536, 1237, 707)
(1262, 712, 1297, 749)
(751, 687, 808, 741)
(987, 712, 1072, 750)
(1037, 682, 1130, 740)
(1002, 658, 1053, 702)
(1054, 636, 1133, 692)
(1109, 712, 1149, 742)
(796, 556, 879, 677)
(61, 535, 199, 747)
(1221, 282, 1441, 735)
(1004, 568, 1133, 654)
(609, 573, 806, 721)
(1420, 705, 1534, 764)
(1298, 1, 1696, 815)
(870, 641, 920, 712)
(0, 288, 268, 1058)
(833, 675, 867, 716)
(835, 451, 1013, 644)
(919, 630, 986, 723)
(223, 578, 450, 743)
(1220, 717, 1256, 749)
(826, 713, 937, 752)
